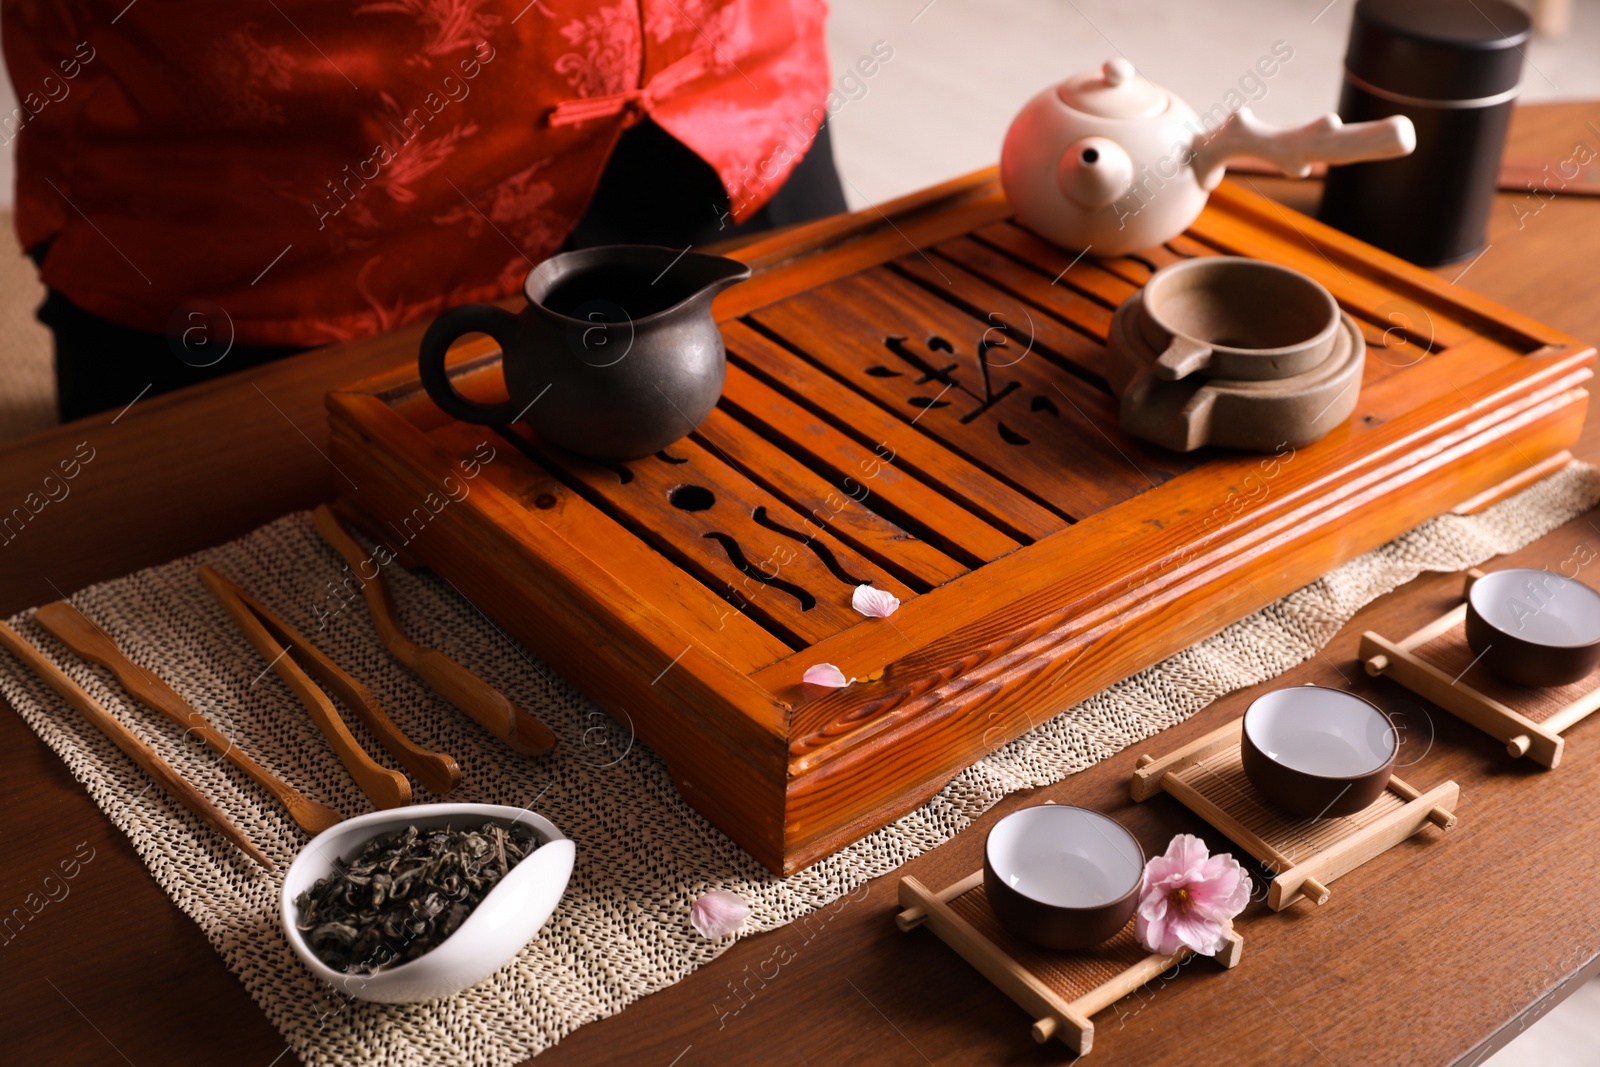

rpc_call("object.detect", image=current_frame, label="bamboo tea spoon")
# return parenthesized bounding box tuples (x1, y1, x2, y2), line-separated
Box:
(312, 504, 557, 755)
(33, 601, 344, 834)
(198, 566, 458, 804)
(0, 619, 274, 870)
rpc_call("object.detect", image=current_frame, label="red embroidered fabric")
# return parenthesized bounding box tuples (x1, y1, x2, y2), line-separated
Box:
(2, 0, 830, 344)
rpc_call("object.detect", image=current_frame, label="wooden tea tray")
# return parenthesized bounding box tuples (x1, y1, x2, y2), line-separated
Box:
(1360, 569, 1600, 768)
(1131, 717, 1459, 909)
(327, 168, 1592, 873)
(896, 868, 1243, 1056)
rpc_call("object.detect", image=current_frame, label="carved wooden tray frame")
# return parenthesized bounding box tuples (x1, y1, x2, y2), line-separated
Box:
(896, 868, 1243, 1056)
(327, 169, 1592, 873)
(1360, 569, 1600, 768)
(1131, 718, 1459, 909)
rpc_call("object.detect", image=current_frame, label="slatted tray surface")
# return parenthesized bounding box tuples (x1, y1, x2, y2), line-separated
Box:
(1358, 572, 1600, 769)
(329, 171, 1594, 872)
(1413, 622, 1598, 722)
(1168, 744, 1410, 863)
(1132, 717, 1460, 909)
(946, 887, 1151, 998)
(496, 235, 1233, 657)
(894, 866, 1243, 1055)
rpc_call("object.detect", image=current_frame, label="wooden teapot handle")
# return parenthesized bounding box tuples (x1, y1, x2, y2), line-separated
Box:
(418, 304, 525, 425)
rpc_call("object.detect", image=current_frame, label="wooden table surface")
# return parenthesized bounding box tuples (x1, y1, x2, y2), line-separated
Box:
(3, 103, 1598, 1066)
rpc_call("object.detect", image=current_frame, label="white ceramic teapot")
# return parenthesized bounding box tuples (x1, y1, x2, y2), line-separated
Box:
(1000, 58, 1416, 256)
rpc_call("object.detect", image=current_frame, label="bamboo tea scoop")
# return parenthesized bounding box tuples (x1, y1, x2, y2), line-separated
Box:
(33, 601, 344, 834)
(0, 619, 274, 870)
(199, 566, 460, 804)
(312, 504, 557, 755)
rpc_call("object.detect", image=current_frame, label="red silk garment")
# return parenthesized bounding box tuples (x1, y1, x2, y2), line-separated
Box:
(3, 0, 830, 345)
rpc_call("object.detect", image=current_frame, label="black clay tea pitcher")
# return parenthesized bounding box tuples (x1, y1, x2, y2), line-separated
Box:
(418, 245, 751, 460)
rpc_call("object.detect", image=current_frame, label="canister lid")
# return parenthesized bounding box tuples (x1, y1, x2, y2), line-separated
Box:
(1344, 0, 1529, 102)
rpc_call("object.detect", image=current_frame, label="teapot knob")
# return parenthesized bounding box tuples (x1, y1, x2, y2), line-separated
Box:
(1103, 57, 1135, 87)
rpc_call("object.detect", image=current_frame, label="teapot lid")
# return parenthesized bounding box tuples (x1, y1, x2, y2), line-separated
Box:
(1056, 58, 1167, 118)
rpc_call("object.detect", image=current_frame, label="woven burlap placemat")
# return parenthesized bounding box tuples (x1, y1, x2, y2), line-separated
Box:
(3, 463, 1597, 1067)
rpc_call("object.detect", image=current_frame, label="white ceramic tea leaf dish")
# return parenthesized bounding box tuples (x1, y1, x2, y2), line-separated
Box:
(280, 802, 575, 1004)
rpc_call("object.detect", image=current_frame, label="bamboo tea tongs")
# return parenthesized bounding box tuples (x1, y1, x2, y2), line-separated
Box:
(198, 566, 461, 807)
(312, 504, 557, 755)
(0, 619, 274, 869)
(32, 601, 344, 834)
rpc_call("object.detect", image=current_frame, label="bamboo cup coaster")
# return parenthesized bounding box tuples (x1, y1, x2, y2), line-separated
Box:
(1130, 718, 1458, 910)
(895, 869, 1242, 1056)
(1359, 569, 1600, 769)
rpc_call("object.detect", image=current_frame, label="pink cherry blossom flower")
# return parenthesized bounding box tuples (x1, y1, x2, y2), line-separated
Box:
(691, 890, 751, 939)
(851, 584, 900, 618)
(1134, 834, 1250, 956)
(802, 663, 853, 688)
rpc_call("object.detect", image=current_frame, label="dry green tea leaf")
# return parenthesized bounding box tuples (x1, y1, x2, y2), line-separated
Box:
(294, 821, 541, 974)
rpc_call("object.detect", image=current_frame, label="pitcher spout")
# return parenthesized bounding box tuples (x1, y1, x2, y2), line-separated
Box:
(676, 250, 753, 299)
(524, 244, 750, 324)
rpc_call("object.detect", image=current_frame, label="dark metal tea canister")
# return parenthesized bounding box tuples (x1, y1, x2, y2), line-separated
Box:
(1317, 0, 1529, 266)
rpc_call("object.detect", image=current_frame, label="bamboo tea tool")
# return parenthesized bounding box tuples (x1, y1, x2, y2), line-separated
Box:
(33, 600, 344, 833)
(311, 504, 556, 755)
(896, 867, 1242, 1056)
(0, 619, 274, 869)
(199, 566, 459, 805)
(1360, 569, 1600, 768)
(1131, 717, 1458, 909)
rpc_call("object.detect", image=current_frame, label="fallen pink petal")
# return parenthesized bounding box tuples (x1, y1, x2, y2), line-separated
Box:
(691, 890, 752, 939)
(1134, 833, 1250, 956)
(802, 663, 853, 688)
(851, 584, 901, 618)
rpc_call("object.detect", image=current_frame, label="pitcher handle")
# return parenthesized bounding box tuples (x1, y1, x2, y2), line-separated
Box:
(418, 304, 525, 425)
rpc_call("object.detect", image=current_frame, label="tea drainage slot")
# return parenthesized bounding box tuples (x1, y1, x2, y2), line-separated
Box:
(998, 424, 1029, 446)
(751, 506, 871, 588)
(668, 484, 715, 512)
(701, 532, 816, 611)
